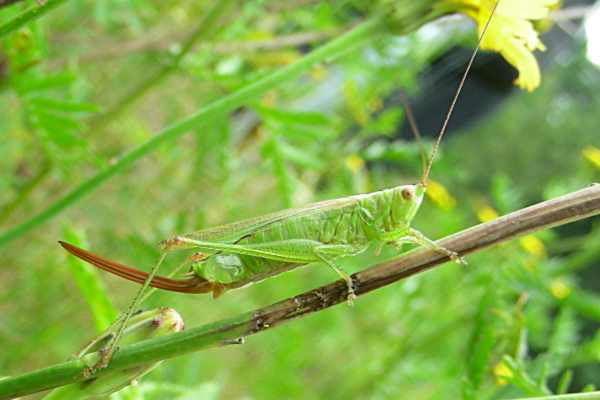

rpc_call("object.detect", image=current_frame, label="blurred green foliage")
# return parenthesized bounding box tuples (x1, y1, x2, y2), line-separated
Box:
(0, 1, 599, 399)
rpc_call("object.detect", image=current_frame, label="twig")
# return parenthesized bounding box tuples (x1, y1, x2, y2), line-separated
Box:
(1, 184, 598, 399)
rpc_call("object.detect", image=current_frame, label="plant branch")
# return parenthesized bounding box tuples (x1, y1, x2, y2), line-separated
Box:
(0, 0, 68, 39)
(1, 185, 598, 399)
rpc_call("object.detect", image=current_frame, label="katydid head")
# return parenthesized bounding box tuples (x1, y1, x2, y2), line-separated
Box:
(391, 184, 425, 224)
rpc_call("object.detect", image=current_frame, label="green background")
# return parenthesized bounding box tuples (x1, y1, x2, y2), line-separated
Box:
(1, 1, 599, 398)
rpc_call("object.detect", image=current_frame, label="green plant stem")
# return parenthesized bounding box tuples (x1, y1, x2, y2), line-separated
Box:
(0, 15, 387, 248)
(90, 0, 234, 128)
(512, 392, 600, 400)
(1, 185, 598, 399)
(0, 0, 68, 38)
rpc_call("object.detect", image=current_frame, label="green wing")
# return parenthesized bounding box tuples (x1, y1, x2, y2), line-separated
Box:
(181, 193, 366, 243)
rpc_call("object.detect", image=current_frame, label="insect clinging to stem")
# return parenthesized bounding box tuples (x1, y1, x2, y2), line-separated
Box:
(60, 2, 500, 371)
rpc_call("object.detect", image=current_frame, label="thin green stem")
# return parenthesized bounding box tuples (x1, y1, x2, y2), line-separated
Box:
(0, 16, 385, 248)
(0, 0, 68, 39)
(511, 393, 600, 400)
(1, 185, 598, 399)
(90, 0, 234, 127)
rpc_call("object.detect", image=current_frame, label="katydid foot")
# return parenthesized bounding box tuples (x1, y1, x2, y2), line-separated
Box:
(406, 228, 467, 266)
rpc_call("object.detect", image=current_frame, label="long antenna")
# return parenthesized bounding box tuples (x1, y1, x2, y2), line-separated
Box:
(421, 1, 499, 186)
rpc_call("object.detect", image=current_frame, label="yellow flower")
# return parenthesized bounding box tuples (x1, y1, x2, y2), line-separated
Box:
(426, 179, 456, 211)
(519, 235, 547, 259)
(345, 154, 365, 173)
(444, 0, 559, 91)
(582, 146, 600, 171)
(475, 204, 499, 222)
(549, 278, 571, 300)
(493, 360, 513, 385)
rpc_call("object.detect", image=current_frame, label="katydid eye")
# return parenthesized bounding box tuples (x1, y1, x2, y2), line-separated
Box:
(401, 188, 413, 200)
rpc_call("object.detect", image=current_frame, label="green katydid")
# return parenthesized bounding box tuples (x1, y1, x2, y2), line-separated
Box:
(60, 2, 499, 371)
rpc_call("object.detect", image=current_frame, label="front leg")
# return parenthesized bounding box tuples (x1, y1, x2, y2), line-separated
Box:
(395, 228, 466, 265)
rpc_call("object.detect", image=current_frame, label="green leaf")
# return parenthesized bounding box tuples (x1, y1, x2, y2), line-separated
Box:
(545, 307, 578, 377)
(45, 129, 85, 149)
(566, 330, 600, 367)
(556, 369, 573, 394)
(365, 106, 403, 136)
(272, 123, 338, 141)
(277, 139, 323, 169)
(463, 285, 498, 395)
(33, 108, 82, 132)
(502, 355, 551, 396)
(15, 71, 75, 92)
(565, 289, 600, 321)
(28, 97, 100, 114)
(255, 105, 335, 127)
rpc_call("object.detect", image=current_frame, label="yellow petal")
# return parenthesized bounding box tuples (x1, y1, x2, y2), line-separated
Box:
(345, 154, 365, 174)
(478, 15, 543, 91)
(426, 179, 456, 211)
(445, 0, 559, 91)
(493, 360, 513, 386)
(475, 204, 499, 222)
(549, 279, 571, 300)
(490, 0, 559, 20)
(519, 235, 547, 259)
(582, 146, 600, 170)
